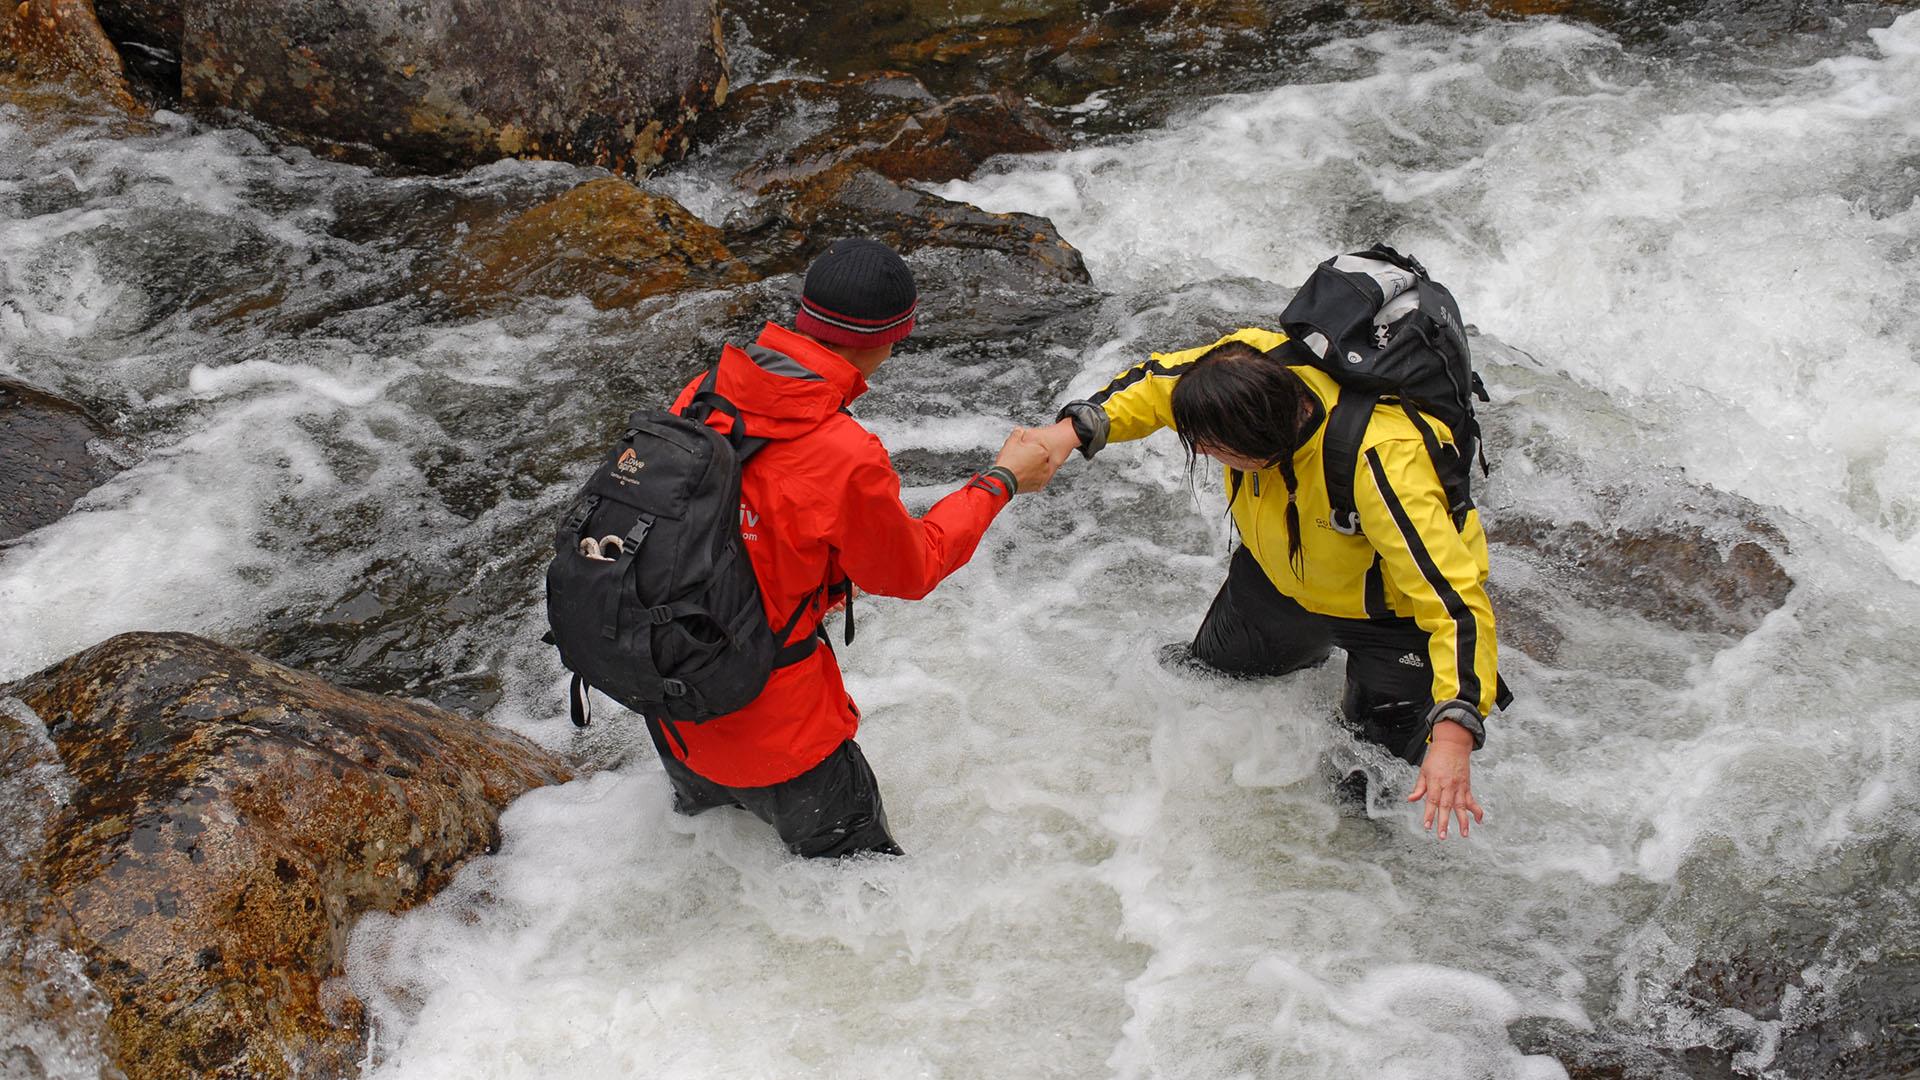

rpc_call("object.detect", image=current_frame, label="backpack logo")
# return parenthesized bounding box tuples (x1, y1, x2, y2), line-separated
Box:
(616, 448, 644, 474)
(1398, 652, 1426, 668)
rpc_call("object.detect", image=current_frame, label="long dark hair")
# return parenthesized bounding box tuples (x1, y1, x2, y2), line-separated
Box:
(1170, 340, 1321, 577)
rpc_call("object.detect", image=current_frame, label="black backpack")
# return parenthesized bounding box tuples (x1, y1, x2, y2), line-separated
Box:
(544, 370, 819, 749)
(1277, 244, 1488, 534)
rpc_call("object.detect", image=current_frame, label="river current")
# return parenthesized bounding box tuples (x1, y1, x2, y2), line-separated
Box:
(4, 7, 1919, 1080)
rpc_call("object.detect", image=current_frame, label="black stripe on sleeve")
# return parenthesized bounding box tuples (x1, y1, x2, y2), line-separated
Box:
(1364, 447, 1481, 709)
(1088, 358, 1184, 406)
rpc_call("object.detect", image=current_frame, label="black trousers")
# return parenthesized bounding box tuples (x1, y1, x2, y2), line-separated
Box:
(646, 722, 903, 859)
(1190, 545, 1450, 764)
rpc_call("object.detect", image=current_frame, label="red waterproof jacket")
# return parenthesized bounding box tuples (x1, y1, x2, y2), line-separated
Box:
(665, 323, 1011, 788)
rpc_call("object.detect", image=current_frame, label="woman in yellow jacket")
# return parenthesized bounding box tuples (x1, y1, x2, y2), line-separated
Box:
(1036, 327, 1510, 839)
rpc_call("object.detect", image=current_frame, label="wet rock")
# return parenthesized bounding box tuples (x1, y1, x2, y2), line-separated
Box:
(88, 0, 181, 102)
(1, 632, 572, 1080)
(1487, 508, 1793, 639)
(445, 177, 754, 312)
(180, 0, 728, 175)
(90, 0, 178, 53)
(1507, 1018, 1740, 1079)
(732, 0, 1901, 140)
(0, 377, 125, 545)
(684, 69, 1084, 285)
(1, 701, 121, 1080)
(726, 73, 1065, 193)
(0, 0, 137, 109)
(730, 164, 1089, 285)
(1509, 834, 1920, 1079)
(729, 0, 1340, 132)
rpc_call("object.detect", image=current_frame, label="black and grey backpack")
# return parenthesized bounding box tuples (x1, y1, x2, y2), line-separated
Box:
(543, 370, 818, 749)
(1278, 244, 1489, 534)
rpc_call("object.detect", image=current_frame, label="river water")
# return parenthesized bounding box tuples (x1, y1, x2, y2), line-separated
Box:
(4, 5, 1919, 1079)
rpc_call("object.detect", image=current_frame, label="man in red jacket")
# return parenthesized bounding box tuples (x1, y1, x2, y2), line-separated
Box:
(656, 238, 1056, 858)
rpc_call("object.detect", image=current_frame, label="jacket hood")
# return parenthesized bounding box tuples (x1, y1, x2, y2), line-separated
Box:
(683, 322, 868, 440)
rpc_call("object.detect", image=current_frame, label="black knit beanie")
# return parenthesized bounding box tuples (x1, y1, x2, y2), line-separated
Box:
(795, 238, 919, 348)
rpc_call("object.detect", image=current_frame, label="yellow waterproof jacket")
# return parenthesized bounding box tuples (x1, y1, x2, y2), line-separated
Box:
(1067, 327, 1501, 720)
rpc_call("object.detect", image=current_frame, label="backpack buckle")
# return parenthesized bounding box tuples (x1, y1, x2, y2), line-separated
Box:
(647, 605, 674, 625)
(661, 678, 688, 698)
(621, 516, 653, 556)
(563, 494, 599, 533)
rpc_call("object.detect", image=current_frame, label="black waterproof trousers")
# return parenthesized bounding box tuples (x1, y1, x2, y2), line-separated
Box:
(646, 723, 903, 859)
(1190, 545, 1452, 764)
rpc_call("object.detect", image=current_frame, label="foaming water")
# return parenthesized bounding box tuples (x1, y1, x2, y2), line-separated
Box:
(3, 11, 1919, 1080)
(942, 14, 1920, 583)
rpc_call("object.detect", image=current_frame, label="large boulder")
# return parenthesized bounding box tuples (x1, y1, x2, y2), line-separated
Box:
(445, 176, 754, 312)
(0, 633, 572, 1080)
(179, 0, 728, 175)
(0, 377, 126, 545)
(0, 0, 137, 108)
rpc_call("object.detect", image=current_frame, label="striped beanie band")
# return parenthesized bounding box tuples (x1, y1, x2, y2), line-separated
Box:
(795, 238, 919, 349)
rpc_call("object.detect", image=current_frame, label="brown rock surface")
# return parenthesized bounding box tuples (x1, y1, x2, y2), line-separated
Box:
(179, 0, 727, 175)
(0, 377, 125, 545)
(0, 0, 136, 108)
(1, 700, 122, 1080)
(1, 632, 572, 1080)
(1488, 511, 1793, 638)
(728, 73, 1065, 193)
(446, 177, 754, 312)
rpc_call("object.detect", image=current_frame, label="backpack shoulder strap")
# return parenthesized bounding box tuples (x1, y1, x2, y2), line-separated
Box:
(679, 365, 776, 461)
(1395, 399, 1474, 529)
(1323, 390, 1376, 536)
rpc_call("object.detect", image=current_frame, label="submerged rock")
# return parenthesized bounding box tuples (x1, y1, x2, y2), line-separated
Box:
(1, 633, 571, 1080)
(446, 177, 754, 312)
(1488, 508, 1793, 639)
(179, 0, 728, 175)
(0, 0, 137, 109)
(0, 377, 125, 545)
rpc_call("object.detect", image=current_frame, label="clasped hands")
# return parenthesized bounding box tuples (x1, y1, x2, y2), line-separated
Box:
(991, 418, 1082, 494)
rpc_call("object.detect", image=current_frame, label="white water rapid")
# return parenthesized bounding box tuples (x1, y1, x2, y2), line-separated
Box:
(4, 9, 1919, 1080)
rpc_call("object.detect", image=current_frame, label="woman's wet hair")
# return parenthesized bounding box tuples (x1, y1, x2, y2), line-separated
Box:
(1170, 339, 1319, 576)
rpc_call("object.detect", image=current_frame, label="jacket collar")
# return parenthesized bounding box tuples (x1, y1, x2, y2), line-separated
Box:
(754, 323, 870, 407)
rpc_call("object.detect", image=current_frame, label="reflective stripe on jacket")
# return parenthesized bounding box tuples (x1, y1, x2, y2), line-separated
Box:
(1075, 326, 1500, 719)
(665, 323, 1011, 787)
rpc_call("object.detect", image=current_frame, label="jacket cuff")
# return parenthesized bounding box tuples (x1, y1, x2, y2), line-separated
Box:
(968, 467, 1016, 501)
(1425, 699, 1486, 751)
(1055, 401, 1109, 459)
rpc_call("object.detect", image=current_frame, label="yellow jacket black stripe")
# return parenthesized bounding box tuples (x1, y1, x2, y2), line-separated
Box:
(1064, 327, 1501, 719)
